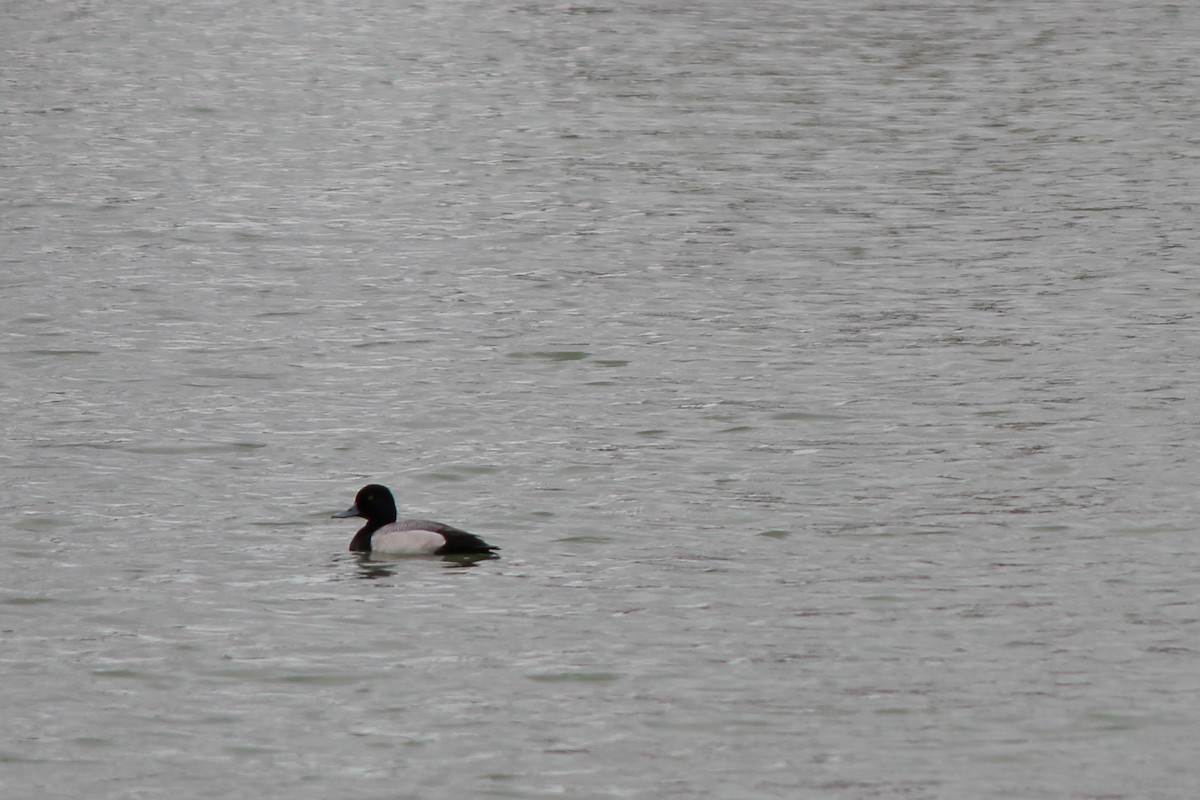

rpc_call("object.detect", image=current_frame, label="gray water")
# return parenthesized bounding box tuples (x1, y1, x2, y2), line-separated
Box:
(5, 1, 1200, 797)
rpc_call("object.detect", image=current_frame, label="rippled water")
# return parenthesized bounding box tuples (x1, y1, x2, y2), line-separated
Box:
(5, 1, 1200, 798)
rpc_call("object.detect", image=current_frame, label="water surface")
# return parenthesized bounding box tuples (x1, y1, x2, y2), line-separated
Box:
(5, 1, 1200, 798)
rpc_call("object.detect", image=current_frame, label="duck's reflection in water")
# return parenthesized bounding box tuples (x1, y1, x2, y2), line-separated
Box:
(335, 551, 498, 580)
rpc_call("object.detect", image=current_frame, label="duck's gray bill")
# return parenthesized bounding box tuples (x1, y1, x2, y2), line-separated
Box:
(332, 505, 360, 519)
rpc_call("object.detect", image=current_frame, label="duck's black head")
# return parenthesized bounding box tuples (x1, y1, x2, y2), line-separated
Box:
(332, 484, 398, 526)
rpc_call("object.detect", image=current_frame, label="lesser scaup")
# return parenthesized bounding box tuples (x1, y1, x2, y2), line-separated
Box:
(332, 484, 499, 556)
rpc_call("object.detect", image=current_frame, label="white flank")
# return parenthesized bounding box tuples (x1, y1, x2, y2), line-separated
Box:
(371, 527, 446, 555)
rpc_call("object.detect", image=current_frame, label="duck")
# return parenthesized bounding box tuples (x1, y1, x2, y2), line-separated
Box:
(332, 484, 499, 556)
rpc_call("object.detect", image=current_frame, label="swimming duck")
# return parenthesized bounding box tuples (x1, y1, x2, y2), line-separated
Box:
(332, 484, 499, 556)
